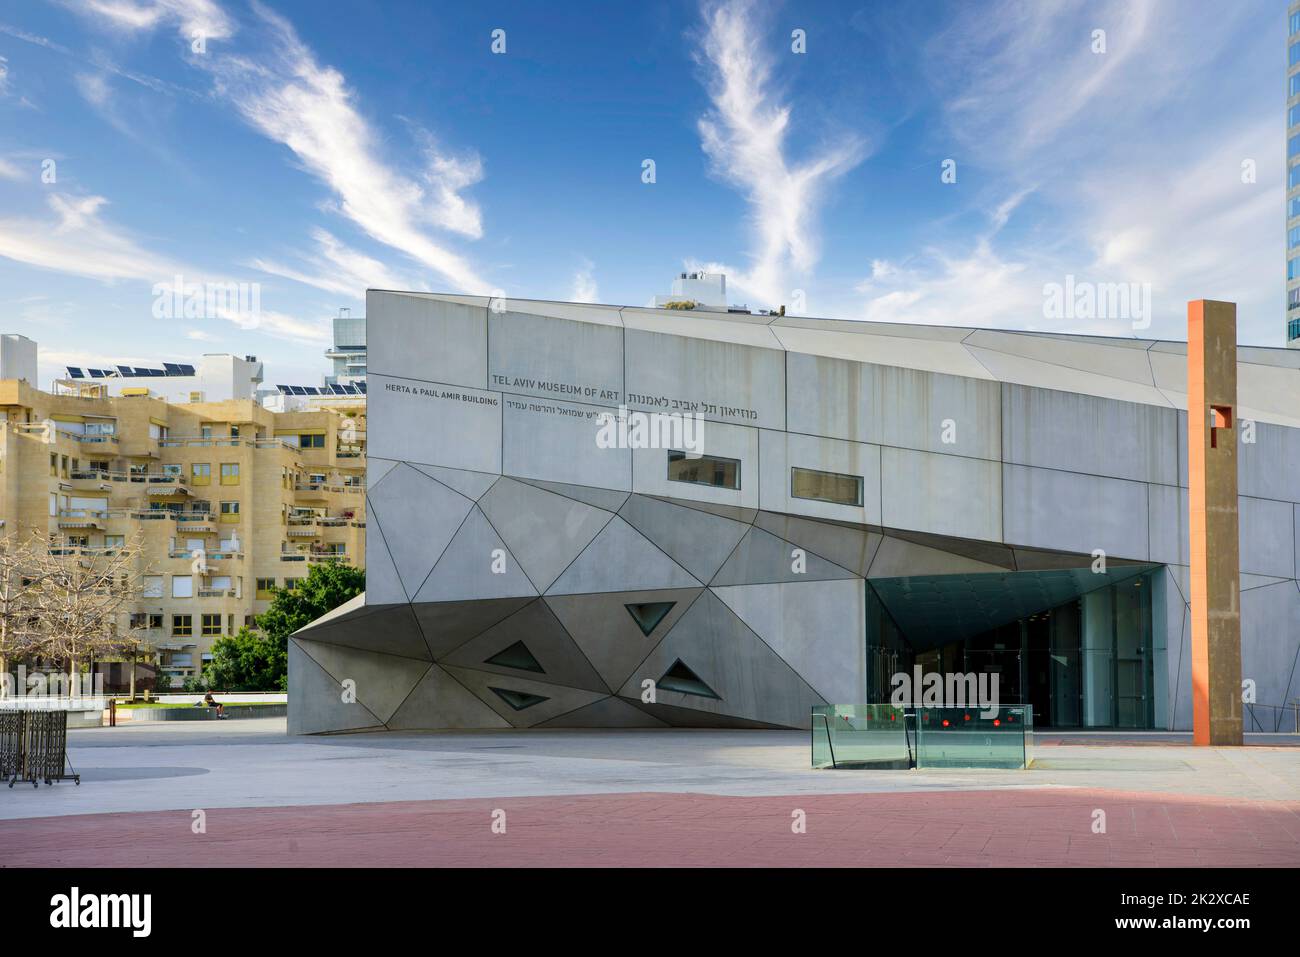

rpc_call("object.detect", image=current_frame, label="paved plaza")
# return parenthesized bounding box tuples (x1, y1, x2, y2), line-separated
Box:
(1, 719, 1297, 867)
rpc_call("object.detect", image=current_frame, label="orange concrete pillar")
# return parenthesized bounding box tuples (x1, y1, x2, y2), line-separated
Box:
(1187, 300, 1243, 746)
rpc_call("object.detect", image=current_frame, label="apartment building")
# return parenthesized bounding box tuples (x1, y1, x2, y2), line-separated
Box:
(0, 376, 366, 687)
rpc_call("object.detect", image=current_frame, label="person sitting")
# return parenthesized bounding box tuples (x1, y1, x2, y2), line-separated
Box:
(202, 692, 226, 719)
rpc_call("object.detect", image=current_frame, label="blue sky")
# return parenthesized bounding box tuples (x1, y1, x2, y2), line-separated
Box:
(0, 0, 1287, 387)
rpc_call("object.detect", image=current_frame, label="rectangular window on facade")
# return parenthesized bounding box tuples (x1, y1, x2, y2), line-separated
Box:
(220, 463, 240, 485)
(149, 614, 163, 629)
(666, 450, 741, 490)
(300, 433, 325, 449)
(1291, 41, 1300, 66)
(255, 578, 276, 599)
(104, 535, 125, 550)
(283, 578, 301, 590)
(172, 614, 193, 637)
(142, 575, 164, 598)
(1290, 197, 1300, 220)
(192, 463, 211, 485)
(790, 467, 865, 507)
(201, 613, 222, 637)
(1290, 134, 1300, 159)
(1289, 257, 1300, 282)
(1292, 11, 1300, 35)
(172, 575, 193, 598)
(220, 501, 240, 523)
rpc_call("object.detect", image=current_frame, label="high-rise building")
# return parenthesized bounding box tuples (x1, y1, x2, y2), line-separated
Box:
(1287, 2, 1300, 345)
(325, 308, 366, 387)
(0, 368, 367, 688)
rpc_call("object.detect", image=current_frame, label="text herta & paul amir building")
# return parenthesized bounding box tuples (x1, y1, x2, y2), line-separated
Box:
(288, 288, 1300, 735)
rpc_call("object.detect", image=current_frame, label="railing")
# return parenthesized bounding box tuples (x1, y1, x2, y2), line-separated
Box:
(811, 705, 911, 769)
(812, 704, 1033, 770)
(1244, 701, 1300, 733)
(197, 588, 236, 598)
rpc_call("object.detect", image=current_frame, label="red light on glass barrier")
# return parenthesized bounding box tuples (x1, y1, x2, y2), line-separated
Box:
(993, 719, 1001, 726)
(964, 714, 971, 722)
(941, 719, 950, 727)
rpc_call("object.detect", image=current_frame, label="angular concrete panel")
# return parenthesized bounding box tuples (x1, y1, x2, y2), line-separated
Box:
(502, 395, 630, 490)
(517, 477, 631, 513)
(712, 526, 858, 586)
(617, 591, 826, 729)
(547, 516, 701, 595)
(712, 578, 866, 703)
(753, 511, 883, 577)
(534, 695, 669, 728)
(412, 596, 536, 659)
(544, 587, 704, 692)
(363, 510, 411, 605)
(489, 309, 624, 405)
(881, 447, 1002, 543)
(441, 599, 607, 693)
(294, 599, 433, 661)
(414, 506, 538, 602)
(1002, 384, 1178, 486)
(479, 478, 614, 593)
(618, 493, 749, 582)
(758, 428, 883, 526)
(386, 663, 512, 730)
(288, 639, 385, 734)
(367, 374, 503, 474)
(1238, 496, 1296, 579)
(409, 463, 500, 501)
(442, 665, 609, 728)
(625, 328, 786, 429)
(367, 291, 487, 388)
(630, 420, 760, 510)
(1002, 463, 1149, 560)
(296, 639, 430, 724)
(366, 464, 475, 597)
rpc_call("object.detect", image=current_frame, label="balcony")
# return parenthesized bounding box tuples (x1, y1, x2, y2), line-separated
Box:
(57, 508, 108, 530)
(197, 588, 237, 599)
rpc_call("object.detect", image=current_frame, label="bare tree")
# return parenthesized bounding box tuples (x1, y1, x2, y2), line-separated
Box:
(0, 531, 54, 696)
(26, 533, 153, 696)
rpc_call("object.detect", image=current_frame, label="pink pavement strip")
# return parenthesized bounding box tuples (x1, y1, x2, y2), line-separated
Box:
(2, 788, 1297, 867)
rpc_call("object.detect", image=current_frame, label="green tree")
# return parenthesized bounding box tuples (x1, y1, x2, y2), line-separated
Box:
(256, 562, 366, 647)
(187, 627, 286, 692)
(189, 562, 364, 692)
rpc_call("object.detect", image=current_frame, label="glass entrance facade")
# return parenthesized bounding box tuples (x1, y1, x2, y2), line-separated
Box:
(866, 567, 1160, 729)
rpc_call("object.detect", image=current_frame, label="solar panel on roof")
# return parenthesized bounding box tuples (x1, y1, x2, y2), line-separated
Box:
(163, 363, 182, 374)
(88, 369, 104, 378)
(278, 385, 292, 395)
(67, 367, 85, 378)
(290, 386, 307, 395)
(179, 364, 196, 376)
(117, 365, 134, 377)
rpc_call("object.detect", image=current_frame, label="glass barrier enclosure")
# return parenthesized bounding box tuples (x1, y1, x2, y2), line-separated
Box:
(811, 704, 911, 769)
(912, 705, 1032, 769)
(813, 704, 1033, 770)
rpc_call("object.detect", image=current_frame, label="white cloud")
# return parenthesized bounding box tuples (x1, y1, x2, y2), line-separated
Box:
(185, 329, 216, 341)
(570, 259, 599, 303)
(203, 2, 490, 293)
(251, 228, 419, 299)
(695, 0, 867, 307)
(0, 193, 187, 282)
(74, 72, 112, 108)
(63, 0, 235, 41)
(0, 157, 23, 182)
(859, 0, 1283, 345)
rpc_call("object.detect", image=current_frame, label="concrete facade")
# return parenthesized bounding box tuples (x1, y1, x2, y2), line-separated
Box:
(289, 291, 1300, 734)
